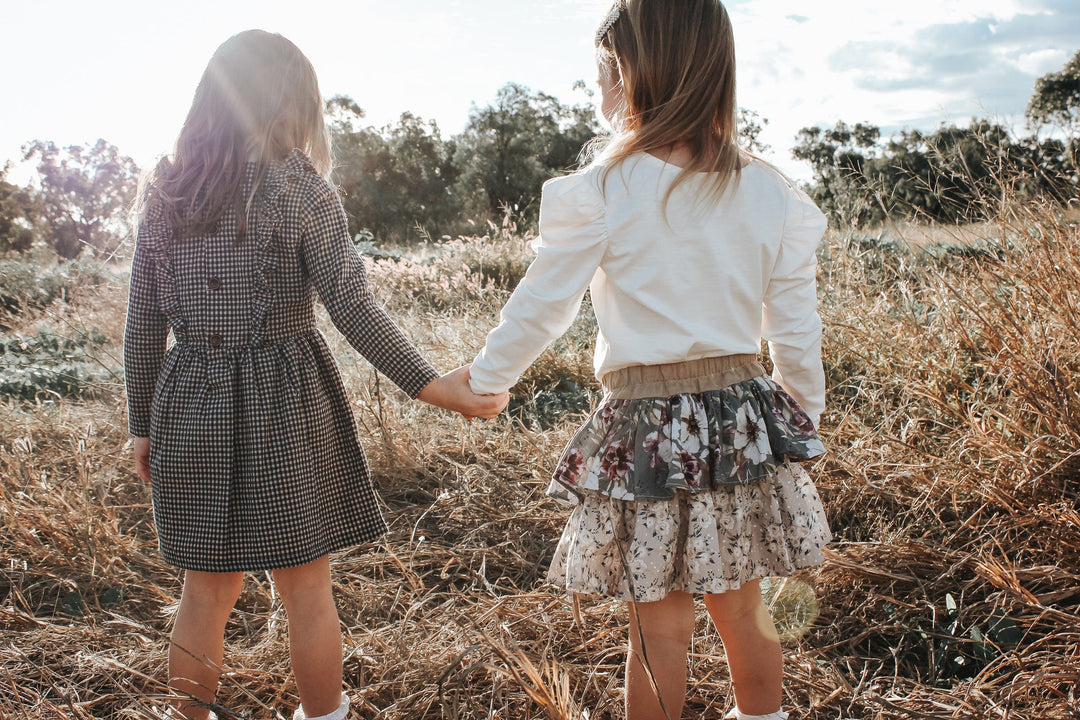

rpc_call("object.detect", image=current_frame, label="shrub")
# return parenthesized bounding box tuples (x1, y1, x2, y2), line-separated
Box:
(0, 326, 118, 401)
(0, 258, 111, 316)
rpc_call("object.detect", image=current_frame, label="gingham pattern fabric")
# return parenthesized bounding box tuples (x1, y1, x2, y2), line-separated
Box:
(124, 150, 439, 572)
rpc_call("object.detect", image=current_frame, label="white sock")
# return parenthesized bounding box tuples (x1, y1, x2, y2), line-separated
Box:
(292, 692, 350, 720)
(157, 708, 218, 719)
(727, 710, 789, 720)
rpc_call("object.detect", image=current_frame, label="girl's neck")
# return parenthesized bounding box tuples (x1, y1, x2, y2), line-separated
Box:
(646, 144, 694, 169)
(646, 144, 749, 170)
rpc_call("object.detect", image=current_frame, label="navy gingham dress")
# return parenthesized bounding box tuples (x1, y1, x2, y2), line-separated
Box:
(124, 150, 439, 572)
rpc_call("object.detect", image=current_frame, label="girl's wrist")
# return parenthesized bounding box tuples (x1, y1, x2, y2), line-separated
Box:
(416, 376, 449, 408)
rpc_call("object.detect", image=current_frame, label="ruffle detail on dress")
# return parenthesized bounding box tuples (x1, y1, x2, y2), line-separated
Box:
(142, 203, 188, 338)
(249, 149, 316, 348)
(548, 375, 826, 503)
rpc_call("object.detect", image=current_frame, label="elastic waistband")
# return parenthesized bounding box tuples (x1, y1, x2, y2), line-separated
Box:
(601, 354, 765, 400)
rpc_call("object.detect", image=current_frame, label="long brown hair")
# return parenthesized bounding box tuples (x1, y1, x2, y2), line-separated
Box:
(593, 0, 742, 202)
(141, 30, 332, 240)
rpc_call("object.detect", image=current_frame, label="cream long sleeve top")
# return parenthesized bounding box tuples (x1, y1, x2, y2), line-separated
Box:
(469, 152, 828, 426)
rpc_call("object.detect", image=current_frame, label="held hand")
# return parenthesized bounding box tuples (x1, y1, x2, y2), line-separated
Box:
(417, 365, 509, 419)
(133, 436, 151, 484)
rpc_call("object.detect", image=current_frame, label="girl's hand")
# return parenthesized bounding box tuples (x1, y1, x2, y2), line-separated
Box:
(418, 365, 509, 419)
(133, 436, 152, 484)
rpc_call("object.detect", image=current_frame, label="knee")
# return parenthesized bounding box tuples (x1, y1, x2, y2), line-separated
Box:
(628, 594, 695, 654)
(271, 557, 333, 610)
(705, 585, 768, 636)
(182, 571, 244, 614)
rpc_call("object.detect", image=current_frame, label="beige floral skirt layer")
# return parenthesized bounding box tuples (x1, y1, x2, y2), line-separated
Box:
(546, 461, 831, 602)
(545, 355, 832, 603)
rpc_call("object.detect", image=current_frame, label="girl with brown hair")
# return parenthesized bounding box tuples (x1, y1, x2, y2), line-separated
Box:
(467, 2, 831, 718)
(124, 29, 506, 720)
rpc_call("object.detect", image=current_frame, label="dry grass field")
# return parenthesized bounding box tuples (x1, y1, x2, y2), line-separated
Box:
(1, 199, 1079, 719)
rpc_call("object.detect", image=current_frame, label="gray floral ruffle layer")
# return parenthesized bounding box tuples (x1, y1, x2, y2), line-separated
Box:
(547, 375, 827, 503)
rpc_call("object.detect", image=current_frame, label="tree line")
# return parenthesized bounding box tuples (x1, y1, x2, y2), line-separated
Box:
(327, 83, 600, 245)
(794, 50, 1080, 226)
(0, 82, 604, 259)
(1, 51, 1077, 261)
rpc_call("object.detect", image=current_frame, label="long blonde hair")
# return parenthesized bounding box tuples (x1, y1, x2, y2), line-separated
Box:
(143, 30, 332, 241)
(593, 0, 742, 202)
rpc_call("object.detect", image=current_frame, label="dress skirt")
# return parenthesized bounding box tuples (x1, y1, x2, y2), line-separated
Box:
(545, 355, 832, 602)
(148, 329, 387, 572)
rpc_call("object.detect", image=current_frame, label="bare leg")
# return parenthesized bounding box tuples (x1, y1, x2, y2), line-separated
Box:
(272, 556, 343, 717)
(625, 590, 696, 720)
(169, 570, 244, 719)
(704, 580, 783, 716)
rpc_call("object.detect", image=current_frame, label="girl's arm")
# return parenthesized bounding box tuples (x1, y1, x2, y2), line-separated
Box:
(762, 185, 828, 427)
(302, 191, 439, 398)
(301, 191, 505, 417)
(469, 172, 608, 394)
(123, 216, 169, 439)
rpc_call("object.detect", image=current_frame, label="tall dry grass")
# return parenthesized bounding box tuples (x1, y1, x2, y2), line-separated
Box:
(810, 198, 1080, 718)
(1, 195, 1079, 719)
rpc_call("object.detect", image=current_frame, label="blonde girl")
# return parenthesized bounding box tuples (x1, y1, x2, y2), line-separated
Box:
(125, 30, 506, 720)
(466, 2, 831, 718)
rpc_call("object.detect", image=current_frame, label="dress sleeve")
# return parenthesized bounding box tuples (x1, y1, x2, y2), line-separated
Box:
(469, 171, 608, 394)
(762, 183, 828, 427)
(123, 207, 169, 437)
(301, 191, 439, 398)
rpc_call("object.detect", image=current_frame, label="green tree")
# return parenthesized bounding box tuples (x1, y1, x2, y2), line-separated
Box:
(328, 87, 766, 241)
(0, 164, 39, 254)
(792, 121, 883, 224)
(22, 139, 140, 260)
(328, 96, 461, 244)
(327, 94, 367, 136)
(380, 113, 461, 239)
(738, 108, 770, 154)
(1026, 49, 1080, 169)
(793, 119, 1072, 225)
(453, 82, 601, 227)
(876, 122, 1013, 222)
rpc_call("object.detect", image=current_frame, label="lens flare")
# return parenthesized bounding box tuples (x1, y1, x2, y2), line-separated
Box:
(760, 576, 820, 641)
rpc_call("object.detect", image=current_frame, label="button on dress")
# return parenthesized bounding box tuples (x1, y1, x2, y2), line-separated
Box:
(124, 150, 439, 572)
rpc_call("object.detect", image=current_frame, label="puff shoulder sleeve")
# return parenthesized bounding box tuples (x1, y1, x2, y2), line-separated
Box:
(469, 171, 608, 394)
(762, 182, 827, 426)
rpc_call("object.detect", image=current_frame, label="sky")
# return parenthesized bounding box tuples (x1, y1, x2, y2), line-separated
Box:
(1, 0, 1078, 182)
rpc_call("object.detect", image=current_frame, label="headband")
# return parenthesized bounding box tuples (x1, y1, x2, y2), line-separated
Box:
(595, 1, 626, 46)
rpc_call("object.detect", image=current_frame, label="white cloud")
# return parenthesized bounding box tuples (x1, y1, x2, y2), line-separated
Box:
(726, 0, 1078, 177)
(1015, 49, 1070, 75)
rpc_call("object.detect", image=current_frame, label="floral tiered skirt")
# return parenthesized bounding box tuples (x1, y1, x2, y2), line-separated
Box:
(545, 355, 832, 602)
